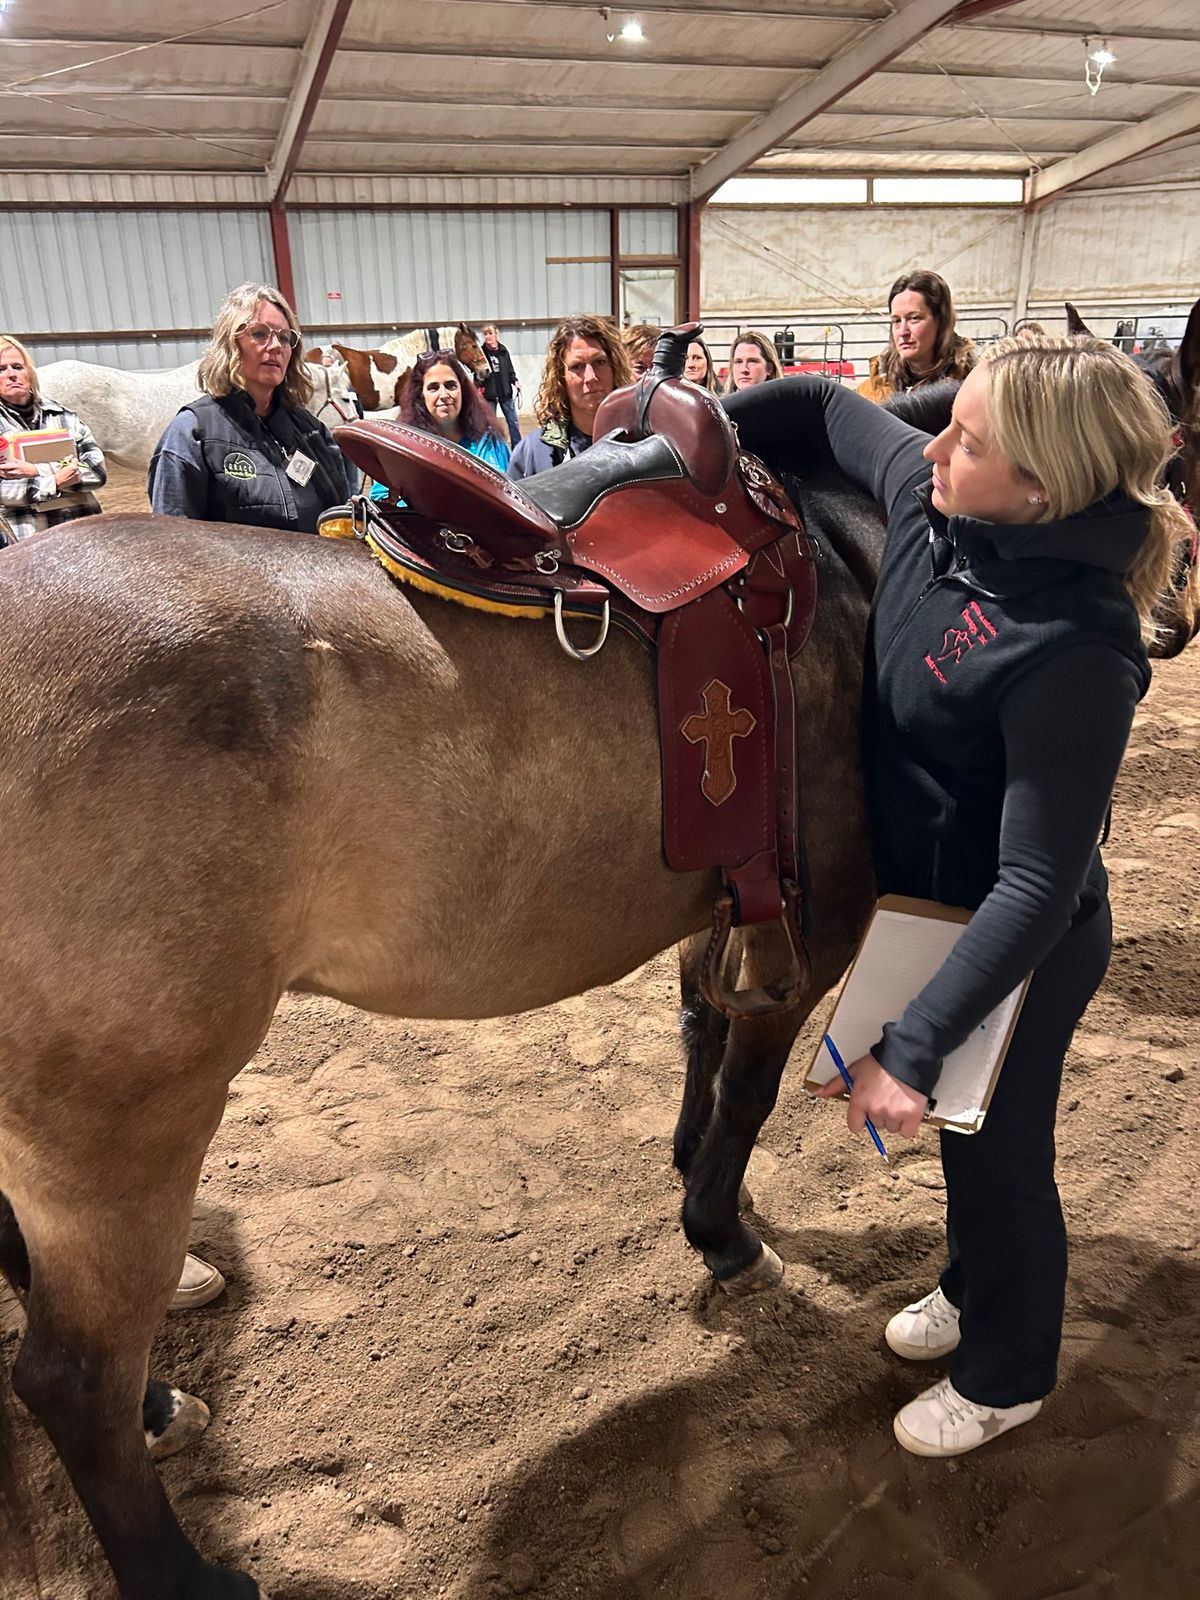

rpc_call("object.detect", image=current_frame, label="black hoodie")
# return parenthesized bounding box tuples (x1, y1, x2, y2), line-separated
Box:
(726, 376, 1150, 1098)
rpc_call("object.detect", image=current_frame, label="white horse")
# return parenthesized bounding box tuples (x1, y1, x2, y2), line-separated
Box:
(37, 358, 358, 471)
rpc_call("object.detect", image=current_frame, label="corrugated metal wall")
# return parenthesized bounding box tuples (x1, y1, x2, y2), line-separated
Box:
(702, 197, 1200, 318)
(1, 210, 274, 367)
(702, 205, 1026, 316)
(8, 194, 1195, 379)
(1031, 191, 1200, 302)
(291, 209, 613, 332)
(620, 209, 678, 257)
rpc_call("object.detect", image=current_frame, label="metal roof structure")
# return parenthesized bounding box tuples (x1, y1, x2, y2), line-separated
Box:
(2, 0, 1199, 207)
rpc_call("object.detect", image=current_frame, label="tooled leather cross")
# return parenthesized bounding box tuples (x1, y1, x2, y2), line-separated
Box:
(681, 678, 758, 806)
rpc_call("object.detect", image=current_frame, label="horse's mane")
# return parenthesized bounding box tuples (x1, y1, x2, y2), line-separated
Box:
(882, 379, 958, 436)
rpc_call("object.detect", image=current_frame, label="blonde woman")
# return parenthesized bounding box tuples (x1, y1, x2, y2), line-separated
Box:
(726, 336, 1193, 1458)
(722, 330, 783, 393)
(621, 322, 660, 379)
(149, 283, 358, 531)
(0, 335, 106, 544)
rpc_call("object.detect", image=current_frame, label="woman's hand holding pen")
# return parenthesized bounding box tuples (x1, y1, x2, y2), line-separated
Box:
(815, 1052, 929, 1139)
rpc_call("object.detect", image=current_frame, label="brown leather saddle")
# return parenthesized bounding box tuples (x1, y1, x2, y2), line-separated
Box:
(331, 323, 819, 1017)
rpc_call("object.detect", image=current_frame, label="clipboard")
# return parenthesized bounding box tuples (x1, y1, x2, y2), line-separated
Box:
(804, 895, 1031, 1134)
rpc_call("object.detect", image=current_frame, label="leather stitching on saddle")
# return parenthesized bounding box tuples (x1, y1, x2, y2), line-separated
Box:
(578, 547, 747, 607)
(362, 421, 535, 509)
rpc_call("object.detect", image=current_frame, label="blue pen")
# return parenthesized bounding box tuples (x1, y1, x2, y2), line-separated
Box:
(823, 1033, 889, 1164)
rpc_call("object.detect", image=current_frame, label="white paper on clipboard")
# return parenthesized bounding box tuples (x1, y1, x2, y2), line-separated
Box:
(804, 896, 1031, 1134)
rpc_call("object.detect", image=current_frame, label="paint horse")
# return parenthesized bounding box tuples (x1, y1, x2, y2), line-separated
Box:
(307, 323, 489, 413)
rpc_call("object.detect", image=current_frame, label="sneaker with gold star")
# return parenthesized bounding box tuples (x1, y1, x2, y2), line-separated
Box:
(894, 1376, 1042, 1457)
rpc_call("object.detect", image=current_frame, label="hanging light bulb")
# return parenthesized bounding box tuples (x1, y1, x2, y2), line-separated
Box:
(1084, 38, 1116, 96)
(600, 8, 646, 43)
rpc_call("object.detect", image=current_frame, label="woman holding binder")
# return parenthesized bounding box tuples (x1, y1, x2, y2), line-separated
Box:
(725, 335, 1194, 1458)
(0, 335, 106, 544)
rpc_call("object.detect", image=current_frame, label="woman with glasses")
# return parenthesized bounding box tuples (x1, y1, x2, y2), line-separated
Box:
(149, 282, 359, 531)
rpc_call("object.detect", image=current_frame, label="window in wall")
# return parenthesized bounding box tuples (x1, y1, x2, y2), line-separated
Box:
(709, 177, 868, 205)
(873, 177, 1023, 204)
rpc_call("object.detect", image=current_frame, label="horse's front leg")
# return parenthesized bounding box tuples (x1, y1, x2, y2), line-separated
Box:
(680, 1004, 802, 1291)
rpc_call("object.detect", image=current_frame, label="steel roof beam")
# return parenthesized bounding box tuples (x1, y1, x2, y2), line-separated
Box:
(268, 0, 352, 204)
(1028, 93, 1200, 205)
(689, 0, 1023, 200)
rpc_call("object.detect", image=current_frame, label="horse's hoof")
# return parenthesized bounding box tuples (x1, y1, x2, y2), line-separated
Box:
(148, 1388, 211, 1460)
(719, 1242, 784, 1296)
(738, 1182, 755, 1212)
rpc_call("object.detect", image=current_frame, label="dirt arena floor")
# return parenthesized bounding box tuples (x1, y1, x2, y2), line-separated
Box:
(4, 465, 1198, 1598)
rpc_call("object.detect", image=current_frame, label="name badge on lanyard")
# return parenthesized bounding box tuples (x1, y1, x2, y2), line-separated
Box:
(286, 451, 316, 487)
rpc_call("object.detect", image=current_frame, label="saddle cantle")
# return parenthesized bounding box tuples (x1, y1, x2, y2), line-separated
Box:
(331, 322, 820, 1018)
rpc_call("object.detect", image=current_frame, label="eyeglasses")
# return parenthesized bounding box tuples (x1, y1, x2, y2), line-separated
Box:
(238, 322, 300, 351)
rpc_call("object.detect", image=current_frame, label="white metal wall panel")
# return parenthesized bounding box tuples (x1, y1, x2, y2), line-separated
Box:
(20, 338, 207, 369)
(290, 210, 613, 329)
(1031, 192, 1200, 300)
(619, 210, 679, 258)
(0, 211, 274, 338)
(290, 175, 685, 206)
(701, 205, 1025, 315)
(0, 173, 268, 206)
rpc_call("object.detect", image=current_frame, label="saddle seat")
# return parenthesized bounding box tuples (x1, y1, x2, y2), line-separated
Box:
(330, 323, 820, 1020)
(335, 371, 798, 614)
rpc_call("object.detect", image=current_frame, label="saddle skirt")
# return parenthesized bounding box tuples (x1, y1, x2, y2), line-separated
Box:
(331, 324, 820, 1017)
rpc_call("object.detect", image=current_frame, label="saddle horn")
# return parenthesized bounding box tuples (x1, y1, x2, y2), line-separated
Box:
(649, 321, 702, 380)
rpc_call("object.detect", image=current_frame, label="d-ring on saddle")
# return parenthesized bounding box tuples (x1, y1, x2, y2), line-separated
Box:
(330, 323, 820, 1018)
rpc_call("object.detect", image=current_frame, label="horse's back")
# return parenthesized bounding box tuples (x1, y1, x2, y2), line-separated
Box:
(0, 514, 707, 1029)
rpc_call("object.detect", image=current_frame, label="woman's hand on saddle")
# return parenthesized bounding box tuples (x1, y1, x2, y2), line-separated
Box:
(0, 459, 40, 480)
(815, 1052, 929, 1139)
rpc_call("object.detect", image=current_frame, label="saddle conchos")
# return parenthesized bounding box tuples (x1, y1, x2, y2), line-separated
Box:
(326, 323, 820, 1017)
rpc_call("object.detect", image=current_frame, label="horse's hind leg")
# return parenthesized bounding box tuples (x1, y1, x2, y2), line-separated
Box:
(672, 935, 731, 1184)
(8, 1141, 258, 1598)
(680, 1004, 802, 1291)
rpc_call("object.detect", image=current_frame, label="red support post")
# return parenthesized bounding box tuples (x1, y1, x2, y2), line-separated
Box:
(269, 200, 297, 311)
(609, 207, 621, 323)
(682, 200, 703, 323)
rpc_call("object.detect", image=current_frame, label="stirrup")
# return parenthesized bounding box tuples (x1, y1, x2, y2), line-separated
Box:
(553, 589, 610, 660)
(701, 884, 809, 1019)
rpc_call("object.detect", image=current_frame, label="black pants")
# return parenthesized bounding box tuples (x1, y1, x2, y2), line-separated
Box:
(938, 901, 1112, 1408)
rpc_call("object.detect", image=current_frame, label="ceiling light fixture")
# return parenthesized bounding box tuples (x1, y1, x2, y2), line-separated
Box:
(600, 8, 645, 44)
(1084, 38, 1116, 96)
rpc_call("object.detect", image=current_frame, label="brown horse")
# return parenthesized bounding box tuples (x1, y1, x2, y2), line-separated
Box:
(0, 453, 882, 1594)
(1066, 297, 1200, 656)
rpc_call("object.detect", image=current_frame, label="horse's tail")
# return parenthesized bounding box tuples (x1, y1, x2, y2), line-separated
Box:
(0, 1326, 40, 1595)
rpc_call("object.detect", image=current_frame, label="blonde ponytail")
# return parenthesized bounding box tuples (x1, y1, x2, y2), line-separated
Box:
(983, 334, 1191, 646)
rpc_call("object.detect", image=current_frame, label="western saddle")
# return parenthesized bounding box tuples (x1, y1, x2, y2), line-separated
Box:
(328, 323, 819, 1018)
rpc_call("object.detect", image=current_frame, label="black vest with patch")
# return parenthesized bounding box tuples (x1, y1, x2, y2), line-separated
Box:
(864, 484, 1151, 912)
(182, 393, 349, 533)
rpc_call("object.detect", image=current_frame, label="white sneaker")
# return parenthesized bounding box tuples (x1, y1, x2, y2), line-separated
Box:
(894, 1376, 1042, 1458)
(885, 1285, 961, 1361)
(168, 1252, 226, 1312)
